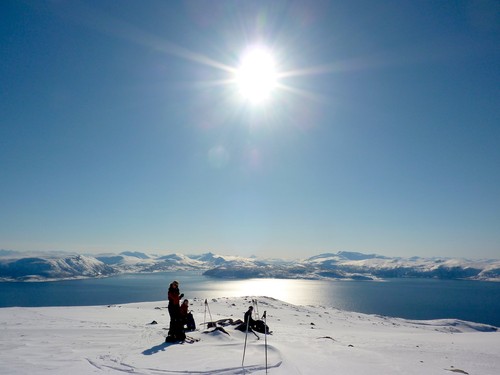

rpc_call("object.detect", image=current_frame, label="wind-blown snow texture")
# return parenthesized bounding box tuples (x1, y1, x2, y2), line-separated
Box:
(0, 296, 498, 374)
(1, 250, 500, 282)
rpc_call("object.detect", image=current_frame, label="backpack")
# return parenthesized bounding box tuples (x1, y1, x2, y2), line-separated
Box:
(253, 320, 270, 334)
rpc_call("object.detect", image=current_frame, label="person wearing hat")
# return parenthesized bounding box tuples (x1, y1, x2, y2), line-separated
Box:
(180, 299, 196, 331)
(168, 281, 183, 319)
(167, 280, 184, 339)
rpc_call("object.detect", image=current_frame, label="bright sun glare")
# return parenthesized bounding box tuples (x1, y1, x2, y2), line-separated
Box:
(235, 46, 277, 104)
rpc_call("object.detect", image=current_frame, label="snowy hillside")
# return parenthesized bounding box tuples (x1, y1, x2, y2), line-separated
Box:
(205, 252, 500, 282)
(0, 254, 116, 281)
(0, 296, 498, 374)
(1, 249, 500, 282)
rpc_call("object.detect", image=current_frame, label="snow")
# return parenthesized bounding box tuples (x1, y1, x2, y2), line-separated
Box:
(0, 296, 498, 374)
(2, 250, 500, 282)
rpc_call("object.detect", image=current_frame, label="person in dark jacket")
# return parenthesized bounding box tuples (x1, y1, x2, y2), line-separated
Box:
(167, 280, 184, 340)
(168, 281, 183, 317)
(180, 299, 196, 331)
(244, 305, 256, 329)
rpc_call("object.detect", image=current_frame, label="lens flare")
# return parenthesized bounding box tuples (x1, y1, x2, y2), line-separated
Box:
(235, 46, 277, 104)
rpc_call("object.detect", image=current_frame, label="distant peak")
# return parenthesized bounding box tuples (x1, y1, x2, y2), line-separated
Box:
(307, 251, 384, 262)
(337, 251, 383, 260)
(119, 251, 150, 259)
(306, 253, 339, 261)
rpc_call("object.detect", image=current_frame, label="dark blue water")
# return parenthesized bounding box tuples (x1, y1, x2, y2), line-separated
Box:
(1, 273, 499, 327)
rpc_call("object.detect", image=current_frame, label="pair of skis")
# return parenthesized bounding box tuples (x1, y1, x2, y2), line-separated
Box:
(183, 335, 200, 344)
(164, 334, 200, 344)
(251, 298, 260, 319)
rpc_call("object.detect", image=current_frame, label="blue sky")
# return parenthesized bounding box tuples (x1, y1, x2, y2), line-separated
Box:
(1, 0, 499, 259)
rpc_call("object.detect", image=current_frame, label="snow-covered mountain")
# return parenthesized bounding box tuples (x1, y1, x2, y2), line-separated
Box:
(0, 254, 116, 281)
(0, 250, 240, 281)
(207, 252, 500, 281)
(1, 249, 499, 282)
(306, 253, 500, 281)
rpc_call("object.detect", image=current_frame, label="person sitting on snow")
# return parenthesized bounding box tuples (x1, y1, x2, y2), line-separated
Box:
(180, 299, 196, 331)
(244, 305, 256, 330)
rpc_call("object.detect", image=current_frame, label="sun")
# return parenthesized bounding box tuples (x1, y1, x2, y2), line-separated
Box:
(234, 46, 278, 104)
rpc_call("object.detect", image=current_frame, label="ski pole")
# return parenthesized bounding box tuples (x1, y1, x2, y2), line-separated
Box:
(206, 299, 213, 323)
(242, 315, 250, 368)
(203, 299, 207, 329)
(263, 311, 267, 374)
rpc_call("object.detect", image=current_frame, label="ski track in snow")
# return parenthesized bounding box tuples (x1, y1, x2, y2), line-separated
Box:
(91, 361, 283, 375)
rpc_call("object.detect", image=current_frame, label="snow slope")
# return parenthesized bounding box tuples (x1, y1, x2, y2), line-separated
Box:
(0, 296, 498, 374)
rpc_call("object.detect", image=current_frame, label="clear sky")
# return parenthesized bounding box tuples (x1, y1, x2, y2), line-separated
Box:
(1, 0, 499, 259)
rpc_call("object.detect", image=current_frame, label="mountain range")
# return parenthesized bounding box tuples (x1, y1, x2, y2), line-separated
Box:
(1, 249, 499, 282)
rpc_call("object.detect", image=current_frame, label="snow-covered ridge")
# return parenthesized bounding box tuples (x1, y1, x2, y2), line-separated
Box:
(0, 254, 116, 281)
(203, 252, 500, 282)
(1, 249, 499, 282)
